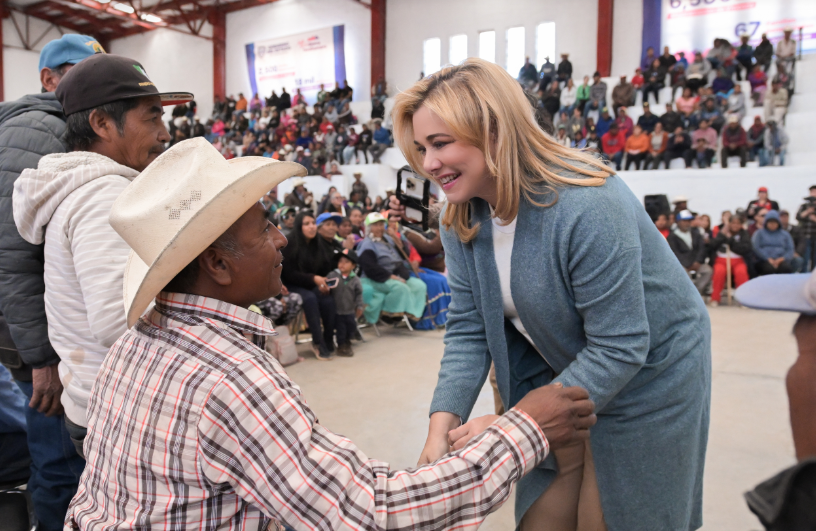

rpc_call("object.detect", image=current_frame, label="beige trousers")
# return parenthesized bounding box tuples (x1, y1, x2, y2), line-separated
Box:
(520, 440, 607, 531)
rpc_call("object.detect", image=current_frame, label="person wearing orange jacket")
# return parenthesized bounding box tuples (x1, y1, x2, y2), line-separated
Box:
(624, 125, 650, 170)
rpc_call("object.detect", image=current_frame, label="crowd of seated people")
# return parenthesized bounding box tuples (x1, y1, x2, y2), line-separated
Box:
(258, 177, 450, 361)
(524, 29, 796, 171)
(166, 79, 395, 174)
(656, 185, 816, 307)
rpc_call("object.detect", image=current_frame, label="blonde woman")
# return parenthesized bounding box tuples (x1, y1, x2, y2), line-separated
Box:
(390, 58, 710, 531)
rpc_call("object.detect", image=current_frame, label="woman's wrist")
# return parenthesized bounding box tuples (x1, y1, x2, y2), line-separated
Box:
(427, 411, 461, 440)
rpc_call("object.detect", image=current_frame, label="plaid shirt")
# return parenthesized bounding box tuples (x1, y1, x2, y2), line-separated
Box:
(66, 292, 548, 530)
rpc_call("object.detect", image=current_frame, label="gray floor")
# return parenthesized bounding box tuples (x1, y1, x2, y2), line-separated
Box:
(286, 305, 797, 530)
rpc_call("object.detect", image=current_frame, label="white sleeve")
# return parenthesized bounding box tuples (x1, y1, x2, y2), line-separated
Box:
(66, 175, 131, 348)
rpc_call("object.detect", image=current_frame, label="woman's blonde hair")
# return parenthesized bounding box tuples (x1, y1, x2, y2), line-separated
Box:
(391, 58, 614, 242)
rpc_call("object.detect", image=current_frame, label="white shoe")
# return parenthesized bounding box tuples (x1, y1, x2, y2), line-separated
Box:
(709, 300, 719, 308)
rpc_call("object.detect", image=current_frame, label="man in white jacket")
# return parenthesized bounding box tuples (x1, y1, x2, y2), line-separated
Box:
(12, 54, 192, 457)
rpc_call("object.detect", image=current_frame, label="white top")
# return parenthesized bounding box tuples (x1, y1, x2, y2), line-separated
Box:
(491, 213, 540, 353)
(13, 152, 137, 426)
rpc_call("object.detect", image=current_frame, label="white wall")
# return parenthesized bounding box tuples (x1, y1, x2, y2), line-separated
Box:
(2, 17, 76, 101)
(110, 26, 214, 119)
(226, 0, 371, 104)
(611, 0, 643, 78)
(386, 0, 598, 94)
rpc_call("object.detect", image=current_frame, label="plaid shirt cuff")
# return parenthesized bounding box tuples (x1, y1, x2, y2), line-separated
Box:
(489, 408, 549, 476)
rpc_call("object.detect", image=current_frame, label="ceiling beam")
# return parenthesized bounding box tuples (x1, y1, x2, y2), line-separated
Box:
(7, 3, 105, 37)
(24, 1, 127, 35)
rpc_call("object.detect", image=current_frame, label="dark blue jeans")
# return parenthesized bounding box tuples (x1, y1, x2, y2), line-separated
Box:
(288, 285, 337, 351)
(15, 380, 85, 531)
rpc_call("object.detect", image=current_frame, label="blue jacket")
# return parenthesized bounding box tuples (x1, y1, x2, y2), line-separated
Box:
(434, 175, 710, 529)
(752, 210, 795, 261)
(372, 126, 392, 146)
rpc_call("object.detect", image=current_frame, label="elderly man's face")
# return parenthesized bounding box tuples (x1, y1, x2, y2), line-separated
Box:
(677, 219, 692, 232)
(368, 221, 385, 238)
(318, 220, 337, 240)
(224, 202, 287, 306)
(104, 96, 170, 172)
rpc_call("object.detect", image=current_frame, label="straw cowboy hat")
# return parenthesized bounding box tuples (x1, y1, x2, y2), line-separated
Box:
(109, 137, 306, 327)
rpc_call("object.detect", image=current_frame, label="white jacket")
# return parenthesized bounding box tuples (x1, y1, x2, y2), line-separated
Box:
(13, 152, 138, 426)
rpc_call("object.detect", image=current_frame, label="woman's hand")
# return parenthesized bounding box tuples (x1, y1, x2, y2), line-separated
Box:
(448, 415, 500, 451)
(389, 195, 405, 219)
(418, 412, 460, 465)
(343, 235, 356, 250)
(313, 275, 330, 294)
(390, 274, 406, 283)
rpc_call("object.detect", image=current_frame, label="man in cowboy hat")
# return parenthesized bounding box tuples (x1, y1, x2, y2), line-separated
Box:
(66, 137, 596, 530)
(12, 53, 192, 459)
(284, 176, 313, 209)
(735, 269, 816, 528)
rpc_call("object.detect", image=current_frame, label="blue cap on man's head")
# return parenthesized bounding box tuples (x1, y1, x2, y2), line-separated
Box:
(39, 35, 104, 71)
(676, 209, 694, 221)
(316, 212, 343, 226)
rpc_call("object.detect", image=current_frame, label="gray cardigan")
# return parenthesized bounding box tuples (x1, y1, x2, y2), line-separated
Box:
(433, 175, 711, 530)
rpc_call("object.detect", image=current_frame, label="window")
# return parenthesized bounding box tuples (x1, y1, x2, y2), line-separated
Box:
(449, 34, 468, 66)
(478, 30, 495, 63)
(536, 22, 556, 68)
(505, 26, 525, 76)
(423, 37, 441, 76)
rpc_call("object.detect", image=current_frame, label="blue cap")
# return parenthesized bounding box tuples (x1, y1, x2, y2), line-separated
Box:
(676, 209, 694, 221)
(39, 35, 104, 71)
(316, 212, 343, 226)
(736, 272, 816, 314)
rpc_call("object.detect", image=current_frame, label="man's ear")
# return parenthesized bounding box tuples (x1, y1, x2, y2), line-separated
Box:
(198, 247, 234, 287)
(40, 68, 61, 93)
(87, 109, 118, 143)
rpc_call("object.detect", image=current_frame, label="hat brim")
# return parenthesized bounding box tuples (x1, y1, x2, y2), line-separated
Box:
(122, 157, 306, 327)
(735, 274, 816, 314)
(158, 92, 194, 106)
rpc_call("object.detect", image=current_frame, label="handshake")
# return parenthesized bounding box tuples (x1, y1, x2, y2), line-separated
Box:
(420, 383, 597, 465)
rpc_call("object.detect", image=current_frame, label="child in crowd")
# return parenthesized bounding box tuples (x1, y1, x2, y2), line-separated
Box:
(327, 250, 365, 357)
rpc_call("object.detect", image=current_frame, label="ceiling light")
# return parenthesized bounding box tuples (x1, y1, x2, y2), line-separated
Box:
(112, 3, 135, 13)
(140, 13, 162, 23)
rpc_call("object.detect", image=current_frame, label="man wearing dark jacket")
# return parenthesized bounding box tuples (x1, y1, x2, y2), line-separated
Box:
(556, 53, 573, 83)
(660, 103, 683, 134)
(664, 126, 692, 168)
(0, 34, 100, 531)
(746, 186, 780, 220)
(667, 210, 711, 295)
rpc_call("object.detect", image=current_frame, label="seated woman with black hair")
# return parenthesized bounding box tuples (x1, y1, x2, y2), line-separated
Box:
(281, 211, 343, 360)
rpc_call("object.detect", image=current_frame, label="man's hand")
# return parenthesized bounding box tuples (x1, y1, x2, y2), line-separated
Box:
(356, 307, 364, 319)
(515, 383, 596, 449)
(30, 365, 64, 417)
(690, 262, 703, 271)
(448, 415, 500, 451)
